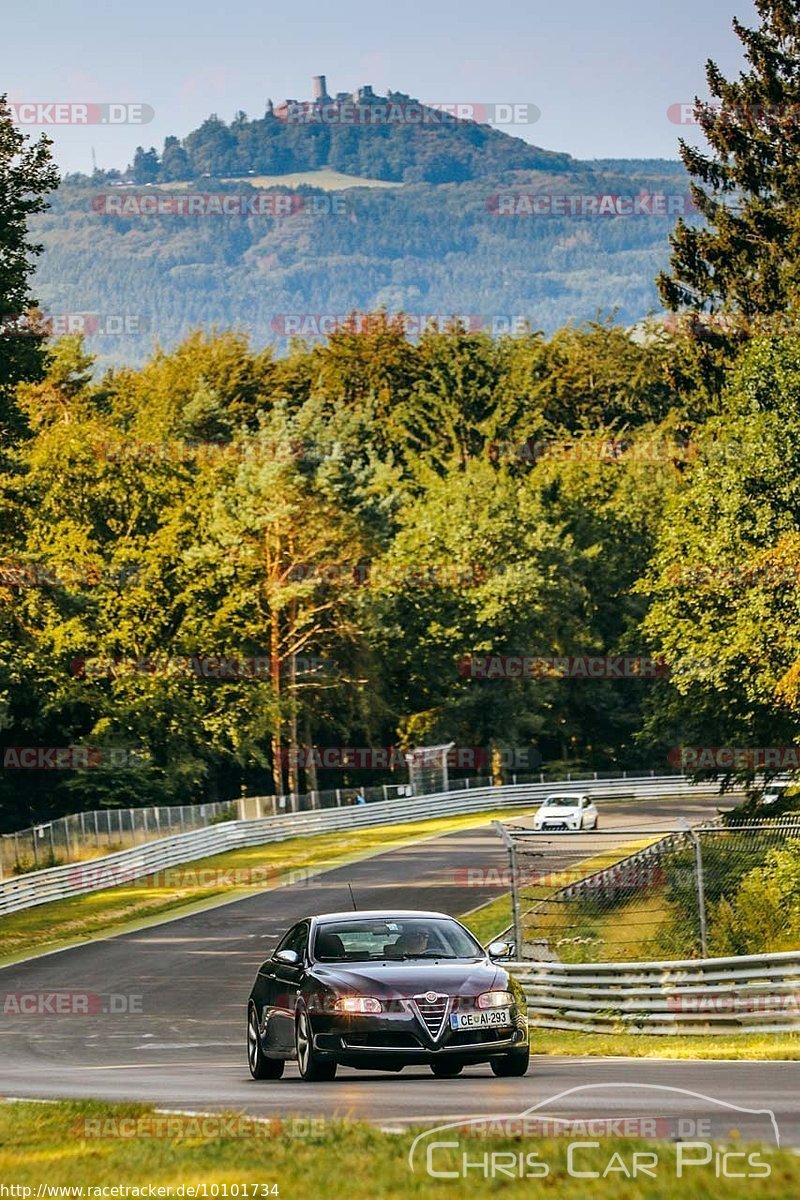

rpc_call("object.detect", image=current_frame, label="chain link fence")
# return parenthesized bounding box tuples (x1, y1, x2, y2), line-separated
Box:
(496, 815, 800, 963)
(2, 766, 684, 876)
(0, 801, 239, 876)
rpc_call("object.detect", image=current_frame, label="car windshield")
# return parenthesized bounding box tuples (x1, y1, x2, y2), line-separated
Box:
(543, 797, 579, 808)
(313, 917, 483, 962)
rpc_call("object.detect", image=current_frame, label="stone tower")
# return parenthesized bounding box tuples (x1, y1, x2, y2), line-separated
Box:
(311, 75, 329, 102)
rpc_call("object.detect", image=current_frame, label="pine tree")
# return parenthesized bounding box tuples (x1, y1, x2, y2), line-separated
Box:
(0, 93, 59, 440)
(658, 0, 800, 321)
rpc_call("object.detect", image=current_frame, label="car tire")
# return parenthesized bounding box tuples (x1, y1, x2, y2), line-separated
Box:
(247, 1005, 285, 1080)
(295, 1006, 337, 1082)
(430, 1060, 464, 1077)
(490, 1045, 530, 1077)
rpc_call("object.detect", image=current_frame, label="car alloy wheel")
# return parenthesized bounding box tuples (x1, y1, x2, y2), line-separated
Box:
(247, 1005, 284, 1080)
(295, 1005, 337, 1081)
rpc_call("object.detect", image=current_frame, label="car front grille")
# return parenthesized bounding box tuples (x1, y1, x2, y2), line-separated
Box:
(449, 1028, 513, 1046)
(342, 1032, 422, 1049)
(413, 993, 449, 1039)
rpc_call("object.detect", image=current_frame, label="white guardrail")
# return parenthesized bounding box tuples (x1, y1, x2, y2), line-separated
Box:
(0, 775, 717, 917)
(509, 950, 800, 1035)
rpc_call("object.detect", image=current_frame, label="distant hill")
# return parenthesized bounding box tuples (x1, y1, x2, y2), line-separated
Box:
(113, 81, 573, 186)
(33, 84, 692, 368)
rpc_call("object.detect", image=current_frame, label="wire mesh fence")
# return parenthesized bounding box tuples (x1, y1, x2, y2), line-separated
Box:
(497, 816, 800, 964)
(2, 766, 678, 876)
(0, 801, 240, 876)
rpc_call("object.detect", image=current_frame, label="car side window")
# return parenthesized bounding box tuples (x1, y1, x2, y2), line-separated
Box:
(274, 922, 309, 962)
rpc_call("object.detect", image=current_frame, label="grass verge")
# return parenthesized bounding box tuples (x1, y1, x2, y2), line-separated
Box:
(0, 807, 527, 966)
(1, 1100, 796, 1196)
(531, 1028, 800, 1060)
(459, 836, 659, 947)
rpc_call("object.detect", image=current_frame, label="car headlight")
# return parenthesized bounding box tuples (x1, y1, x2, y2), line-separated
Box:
(476, 990, 514, 1009)
(333, 996, 382, 1014)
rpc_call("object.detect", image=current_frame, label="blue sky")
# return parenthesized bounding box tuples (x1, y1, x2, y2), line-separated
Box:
(2, 0, 757, 175)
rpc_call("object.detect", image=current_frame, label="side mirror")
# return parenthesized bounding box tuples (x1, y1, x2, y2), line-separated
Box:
(487, 940, 512, 959)
(275, 948, 301, 966)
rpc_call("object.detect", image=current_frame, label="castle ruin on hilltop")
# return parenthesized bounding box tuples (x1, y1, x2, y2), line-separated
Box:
(267, 76, 424, 124)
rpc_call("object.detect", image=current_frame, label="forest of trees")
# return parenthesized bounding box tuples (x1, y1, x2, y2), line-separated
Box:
(0, 312, 794, 831)
(4, 0, 800, 832)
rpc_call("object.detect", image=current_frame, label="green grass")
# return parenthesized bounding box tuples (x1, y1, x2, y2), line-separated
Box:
(2, 1101, 798, 1196)
(531, 1029, 800, 1060)
(460, 836, 660, 949)
(158, 169, 403, 191)
(0, 807, 529, 966)
(460, 892, 514, 944)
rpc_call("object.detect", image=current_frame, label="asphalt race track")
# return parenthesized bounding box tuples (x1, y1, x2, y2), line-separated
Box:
(1, 793, 798, 1145)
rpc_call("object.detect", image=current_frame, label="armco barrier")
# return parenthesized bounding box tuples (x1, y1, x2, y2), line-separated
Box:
(0, 775, 717, 916)
(509, 949, 800, 1035)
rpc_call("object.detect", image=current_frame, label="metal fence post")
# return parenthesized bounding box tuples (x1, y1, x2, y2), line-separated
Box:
(493, 821, 522, 955)
(686, 826, 709, 957)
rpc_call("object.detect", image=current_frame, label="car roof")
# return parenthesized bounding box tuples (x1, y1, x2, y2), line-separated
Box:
(542, 793, 587, 801)
(308, 909, 453, 924)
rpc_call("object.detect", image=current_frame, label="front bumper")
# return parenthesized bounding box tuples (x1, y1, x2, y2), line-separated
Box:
(309, 1003, 528, 1065)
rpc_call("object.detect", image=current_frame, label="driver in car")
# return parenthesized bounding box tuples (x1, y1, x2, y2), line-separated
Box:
(395, 928, 429, 956)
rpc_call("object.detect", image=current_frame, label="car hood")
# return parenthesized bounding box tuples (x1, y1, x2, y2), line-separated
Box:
(309, 958, 503, 997)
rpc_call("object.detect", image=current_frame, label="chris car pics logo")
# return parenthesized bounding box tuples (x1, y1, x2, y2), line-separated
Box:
(408, 1085, 780, 1181)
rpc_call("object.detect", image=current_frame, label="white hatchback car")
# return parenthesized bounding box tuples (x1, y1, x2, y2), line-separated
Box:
(533, 793, 599, 831)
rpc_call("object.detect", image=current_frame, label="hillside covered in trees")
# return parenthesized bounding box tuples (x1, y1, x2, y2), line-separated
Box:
(34, 158, 691, 370)
(122, 97, 573, 185)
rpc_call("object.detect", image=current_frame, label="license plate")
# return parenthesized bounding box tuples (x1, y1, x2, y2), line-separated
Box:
(450, 1008, 512, 1030)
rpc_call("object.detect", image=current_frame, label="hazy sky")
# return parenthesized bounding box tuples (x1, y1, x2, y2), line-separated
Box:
(2, 0, 758, 175)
